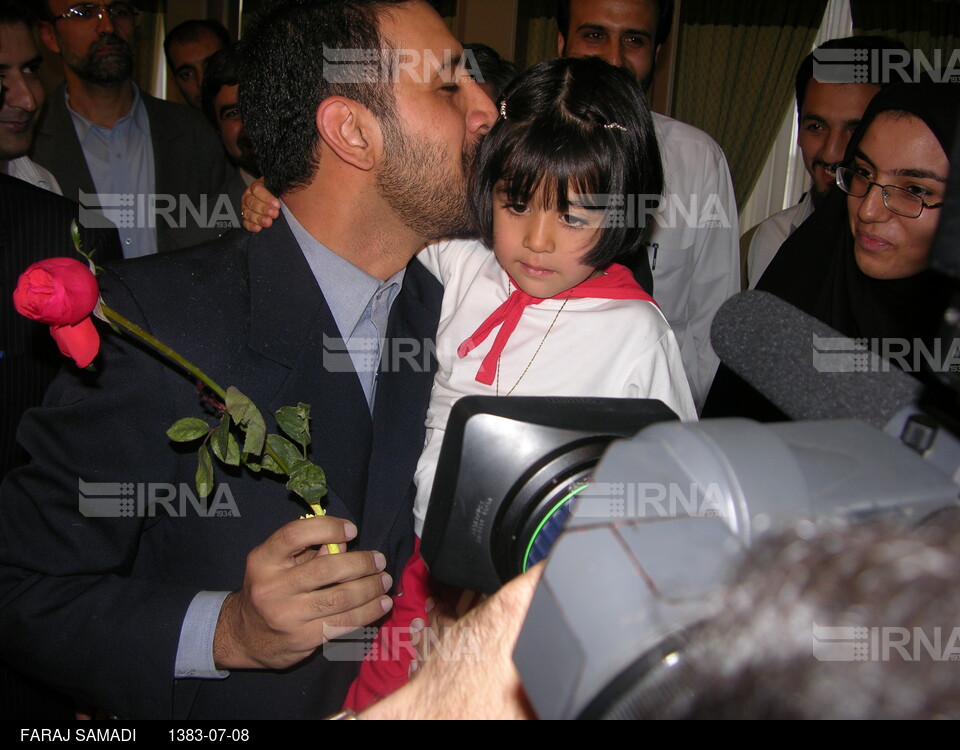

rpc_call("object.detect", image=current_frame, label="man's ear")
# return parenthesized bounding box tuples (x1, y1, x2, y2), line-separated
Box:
(315, 97, 379, 171)
(38, 22, 61, 55)
(557, 30, 566, 57)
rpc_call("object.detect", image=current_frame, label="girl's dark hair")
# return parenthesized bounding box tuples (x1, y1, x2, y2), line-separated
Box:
(470, 56, 663, 268)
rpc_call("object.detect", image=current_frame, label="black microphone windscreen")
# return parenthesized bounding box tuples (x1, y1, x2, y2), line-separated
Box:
(710, 290, 923, 428)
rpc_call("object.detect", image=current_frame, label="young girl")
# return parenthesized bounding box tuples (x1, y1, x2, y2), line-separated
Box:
(344, 56, 697, 709)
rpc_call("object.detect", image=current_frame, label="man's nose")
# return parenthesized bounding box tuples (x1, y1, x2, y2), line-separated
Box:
(6, 75, 38, 113)
(595, 40, 623, 69)
(822, 130, 850, 168)
(95, 7, 118, 34)
(466, 78, 497, 136)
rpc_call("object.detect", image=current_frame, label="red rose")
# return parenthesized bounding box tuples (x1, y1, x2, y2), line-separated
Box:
(13, 257, 101, 368)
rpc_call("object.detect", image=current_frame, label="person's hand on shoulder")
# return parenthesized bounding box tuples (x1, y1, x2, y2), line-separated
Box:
(241, 177, 281, 233)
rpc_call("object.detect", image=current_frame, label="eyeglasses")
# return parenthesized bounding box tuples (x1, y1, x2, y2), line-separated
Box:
(835, 166, 943, 219)
(53, 3, 141, 26)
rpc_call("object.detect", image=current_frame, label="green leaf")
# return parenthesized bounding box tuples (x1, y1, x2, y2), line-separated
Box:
(266, 433, 301, 475)
(286, 460, 328, 507)
(225, 386, 266, 456)
(212, 414, 241, 467)
(260, 451, 283, 475)
(275, 403, 311, 448)
(196, 444, 214, 499)
(70, 220, 81, 254)
(241, 453, 262, 473)
(167, 417, 210, 443)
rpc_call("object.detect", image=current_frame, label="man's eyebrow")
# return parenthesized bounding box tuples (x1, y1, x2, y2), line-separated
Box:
(800, 113, 827, 124)
(854, 148, 947, 183)
(432, 51, 462, 80)
(576, 22, 651, 39)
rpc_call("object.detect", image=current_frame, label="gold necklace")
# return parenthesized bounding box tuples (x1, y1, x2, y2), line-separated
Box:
(495, 298, 568, 396)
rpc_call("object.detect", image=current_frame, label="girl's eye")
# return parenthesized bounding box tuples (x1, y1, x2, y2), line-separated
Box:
(853, 164, 874, 179)
(561, 213, 588, 227)
(504, 203, 528, 214)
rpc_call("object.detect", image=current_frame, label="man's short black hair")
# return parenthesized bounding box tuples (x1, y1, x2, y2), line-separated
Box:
(795, 36, 909, 118)
(238, 0, 412, 196)
(463, 43, 519, 101)
(557, 0, 675, 49)
(0, 0, 37, 26)
(471, 56, 663, 268)
(201, 46, 238, 129)
(163, 19, 231, 68)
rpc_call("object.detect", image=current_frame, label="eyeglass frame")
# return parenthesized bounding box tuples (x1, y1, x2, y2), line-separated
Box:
(52, 3, 141, 26)
(835, 165, 944, 219)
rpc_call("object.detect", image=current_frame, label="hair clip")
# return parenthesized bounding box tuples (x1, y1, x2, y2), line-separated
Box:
(499, 100, 507, 119)
(603, 122, 627, 132)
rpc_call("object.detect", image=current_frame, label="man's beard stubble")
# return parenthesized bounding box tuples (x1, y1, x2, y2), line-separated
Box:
(376, 112, 478, 241)
(66, 33, 134, 86)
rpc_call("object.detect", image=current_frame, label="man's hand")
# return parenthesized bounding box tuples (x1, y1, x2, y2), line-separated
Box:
(363, 565, 543, 719)
(213, 516, 393, 670)
(241, 177, 281, 233)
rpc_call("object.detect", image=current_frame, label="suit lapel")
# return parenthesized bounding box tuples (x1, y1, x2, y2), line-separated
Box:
(359, 258, 442, 551)
(32, 86, 97, 204)
(245, 215, 373, 524)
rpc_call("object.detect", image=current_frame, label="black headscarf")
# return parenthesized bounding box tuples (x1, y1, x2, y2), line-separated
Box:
(703, 76, 960, 420)
(757, 77, 960, 344)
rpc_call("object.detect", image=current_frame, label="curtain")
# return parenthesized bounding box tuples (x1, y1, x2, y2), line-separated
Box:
(134, 4, 165, 99)
(517, 0, 559, 69)
(673, 0, 828, 212)
(740, 0, 853, 235)
(852, 0, 960, 71)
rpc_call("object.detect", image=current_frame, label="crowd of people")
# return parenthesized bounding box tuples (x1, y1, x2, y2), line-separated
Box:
(0, 0, 958, 720)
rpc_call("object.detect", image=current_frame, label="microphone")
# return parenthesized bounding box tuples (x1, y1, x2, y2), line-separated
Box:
(710, 290, 923, 429)
(710, 290, 960, 484)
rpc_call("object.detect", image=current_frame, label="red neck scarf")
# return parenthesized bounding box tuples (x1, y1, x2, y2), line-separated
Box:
(457, 263, 656, 385)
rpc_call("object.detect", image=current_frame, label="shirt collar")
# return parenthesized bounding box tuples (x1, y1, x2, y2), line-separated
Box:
(281, 202, 404, 339)
(66, 82, 146, 140)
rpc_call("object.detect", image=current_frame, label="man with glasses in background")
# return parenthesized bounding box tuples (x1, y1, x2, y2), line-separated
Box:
(32, 1, 228, 257)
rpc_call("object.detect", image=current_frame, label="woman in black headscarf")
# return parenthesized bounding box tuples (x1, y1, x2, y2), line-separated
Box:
(703, 76, 959, 420)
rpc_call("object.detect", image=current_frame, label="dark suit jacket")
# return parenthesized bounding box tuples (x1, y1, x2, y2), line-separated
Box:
(30, 85, 231, 254)
(0, 173, 122, 479)
(0, 215, 442, 718)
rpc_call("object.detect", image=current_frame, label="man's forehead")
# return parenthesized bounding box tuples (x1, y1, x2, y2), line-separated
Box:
(570, 0, 658, 34)
(0, 22, 41, 63)
(801, 80, 880, 118)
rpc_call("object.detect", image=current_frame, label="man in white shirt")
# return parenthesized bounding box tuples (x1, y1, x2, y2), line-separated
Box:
(0, 5, 60, 193)
(558, 0, 740, 410)
(746, 37, 906, 288)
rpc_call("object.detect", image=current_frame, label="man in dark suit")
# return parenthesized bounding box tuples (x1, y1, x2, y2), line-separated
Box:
(31, 0, 228, 256)
(0, 172, 121, 719)
(0, 0, 495, 719)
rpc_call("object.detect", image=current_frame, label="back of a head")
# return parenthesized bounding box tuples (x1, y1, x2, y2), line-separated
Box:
(638, 518, 960, 719)
(462, 42, 519, 101)
(470, 56, 663, 267)
(238, 0, 409, 196)
(163, 18, 231, 63)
